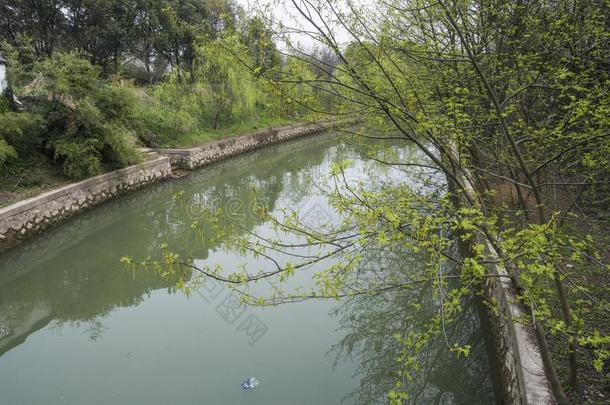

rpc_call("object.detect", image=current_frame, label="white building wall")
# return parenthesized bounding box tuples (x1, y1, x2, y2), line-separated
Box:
(0, 64, 7, 93)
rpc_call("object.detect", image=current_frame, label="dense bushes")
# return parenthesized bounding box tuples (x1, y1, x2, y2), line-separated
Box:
(26, 53, 143, 178)
(0, 43, 305, 177)
(0, 111, 45, 173)
(0, 33, 301, 178)
(0, 0, 317, 188)
(0, 111, 45, 148)
(0, 138, 17, 169)
(135, 81, 205, 147)
(0, 52, 143, 179)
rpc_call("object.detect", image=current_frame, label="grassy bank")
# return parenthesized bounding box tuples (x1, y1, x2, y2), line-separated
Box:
(0, 42, 314, 207)
(0, 115, 302, 208)
(154, 115, 297, 148)
(0, 151, 70, 208)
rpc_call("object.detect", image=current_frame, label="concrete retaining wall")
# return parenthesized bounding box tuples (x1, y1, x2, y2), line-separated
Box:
(157, 121, 333, 169)
(0, 120, 343, 252)
(0, 156, 172, 252)
(455, 169, 556, 404)
(480, 238, 556, 404)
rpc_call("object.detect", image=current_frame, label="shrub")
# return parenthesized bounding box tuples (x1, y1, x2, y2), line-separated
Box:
(100, 123, 141, 166)
(133, 79, 204, 147)
(0, 111, 45, 174)
(52, 138, 102, 179)
(0, 96, 11, 113)
(0, 138, 17, 172)
(0, 111, 46, 148)
(25, 52, 142, 178)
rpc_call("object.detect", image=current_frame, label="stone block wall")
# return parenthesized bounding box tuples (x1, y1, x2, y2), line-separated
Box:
(480, 238, 556, 404)
(157, 121, 334, 169)
(454, 167, 557, 404)
(0, 156, 172, 252)
(0, 120, 346, 253)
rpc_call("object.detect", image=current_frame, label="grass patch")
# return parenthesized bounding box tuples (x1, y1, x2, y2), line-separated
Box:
(154, 115, 299, 148)
(0, 151, 71, 208)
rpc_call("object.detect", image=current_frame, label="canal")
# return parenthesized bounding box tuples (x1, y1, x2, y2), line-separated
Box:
(0, 133, 498, 404)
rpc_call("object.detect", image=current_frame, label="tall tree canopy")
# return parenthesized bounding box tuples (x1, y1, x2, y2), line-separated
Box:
(0, 0, 242, 79)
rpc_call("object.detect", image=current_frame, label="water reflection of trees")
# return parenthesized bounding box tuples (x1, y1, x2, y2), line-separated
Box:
(0, 135, 336, 357)
(152, 134, 336, 258)
(331, 249, 499, 405)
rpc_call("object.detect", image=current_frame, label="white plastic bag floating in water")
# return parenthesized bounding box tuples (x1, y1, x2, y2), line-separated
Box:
(241, 377, 259, 390)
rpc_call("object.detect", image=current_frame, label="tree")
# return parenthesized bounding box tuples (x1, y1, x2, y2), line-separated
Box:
(0, 0, 64, 56)
(241, 16, 280, 74)
(61, 0, 129, 72)
(122, 0, 610, 402)
(195, 34, 258, 128)
(0, 0, 247, 81)
(22, 52, 142, 178)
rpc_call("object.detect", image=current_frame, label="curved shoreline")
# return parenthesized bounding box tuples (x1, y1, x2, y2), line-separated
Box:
(0, 120, 554, 405)
(0, 120, 337, 252)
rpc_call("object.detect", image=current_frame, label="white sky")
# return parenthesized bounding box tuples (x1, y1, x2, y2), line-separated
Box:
(235, 0, 356, 50)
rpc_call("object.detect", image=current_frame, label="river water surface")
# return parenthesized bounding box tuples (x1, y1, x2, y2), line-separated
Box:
(0, 133, 498, 404)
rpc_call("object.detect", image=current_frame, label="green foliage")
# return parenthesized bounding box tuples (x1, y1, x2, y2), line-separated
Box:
(0, 37, 37, 90)
(34, 52, 100, 99)
(0, 111, 45, 147)
(52, 138, 102, 178)
(131, 31, 296, 148)
(127, 0, 609, 401)
(17, 52, 143, 179)
(0, 111, 45, 173)
(0, 96, 11, 113)
(241, 16, 281, 74)
(0, 3, 302, 154)
(276, 57, 324, 116)
(0, 138, 17, 171)
(5, 0, 607, 398)
(133, 77, 277, 148)
(0, 0, 241, 78)
(196, 34, 259, 128)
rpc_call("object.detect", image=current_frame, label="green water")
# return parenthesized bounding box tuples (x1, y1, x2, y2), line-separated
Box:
(0, 134, 498, 404)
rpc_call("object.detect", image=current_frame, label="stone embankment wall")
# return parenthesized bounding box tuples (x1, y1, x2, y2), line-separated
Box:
(157, 121, 333, 169)
(456, 171, 556, 404)
(480, 239, 556, 404)
(0, 120, 344, 252)
(0, 155, 172, 252)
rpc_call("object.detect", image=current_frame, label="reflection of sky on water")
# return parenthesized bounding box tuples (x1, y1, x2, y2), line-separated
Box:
(0, 132, 496, 404)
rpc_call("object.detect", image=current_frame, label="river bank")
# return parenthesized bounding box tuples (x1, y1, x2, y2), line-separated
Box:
(0, 133, 498, 404)
(473, 171, 610, 404)
(0, 116, 299, 209)
(491, 177, 610, 402)
(0, 120, 339, 252)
